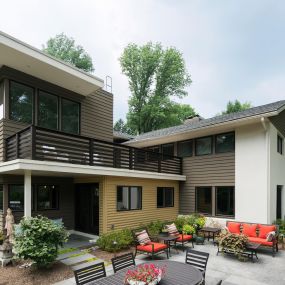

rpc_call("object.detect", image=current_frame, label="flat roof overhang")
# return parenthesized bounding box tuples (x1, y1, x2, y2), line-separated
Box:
(0, 159, 186, 181)
(0, 31, 104, 96)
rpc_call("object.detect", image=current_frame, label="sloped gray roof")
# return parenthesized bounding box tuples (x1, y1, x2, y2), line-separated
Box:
(127, 100, 285, 143)
(113, 131, 134, 140)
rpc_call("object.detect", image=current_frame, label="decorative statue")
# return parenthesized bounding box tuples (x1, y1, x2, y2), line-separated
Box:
(5, 208, 14, 243)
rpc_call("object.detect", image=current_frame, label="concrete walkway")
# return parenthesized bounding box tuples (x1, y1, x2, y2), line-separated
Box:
(54, 243, 285, 285)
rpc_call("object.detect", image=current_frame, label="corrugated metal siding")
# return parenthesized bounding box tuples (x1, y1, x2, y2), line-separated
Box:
(180, 152, 235, 214)
(269, 109, 285, 136)
(81, 89, 113, 142)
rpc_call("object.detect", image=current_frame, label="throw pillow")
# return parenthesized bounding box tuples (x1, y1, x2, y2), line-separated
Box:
(135, 230, 151, 245)
(266, 231, 276, 242)
(242, 223, 257, 237)
(165, 223, 179, 236)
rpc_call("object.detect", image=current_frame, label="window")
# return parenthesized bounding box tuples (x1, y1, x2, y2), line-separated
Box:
(277, 135, 283, 154)
(162, 143, 174, 159)
(10, 81, 33, 124)
(0, 185, 3, 211)
(62, 99, 80, 134)
(0, 81, 4, 120)
(215, 132, 235, 153)
(8, 185, 24, 211)
(196, 187, 212, 214)
(157, 187, 174, 208)
(37, 185, 59, 210)
(147, 146, 160, 161)
(177, 140, 193, 157)
(195, 136, 212, 156)
(38, 91, 58, 130)
(216, 187, 234, 216)
(117, 186, 142, 211)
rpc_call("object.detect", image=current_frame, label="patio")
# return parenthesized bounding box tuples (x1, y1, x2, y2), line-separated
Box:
(54, 237, 285, 285)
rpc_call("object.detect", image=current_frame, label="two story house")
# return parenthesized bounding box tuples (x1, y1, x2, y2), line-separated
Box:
(0, 31, 185, 236)
(125, 103, 285, 225)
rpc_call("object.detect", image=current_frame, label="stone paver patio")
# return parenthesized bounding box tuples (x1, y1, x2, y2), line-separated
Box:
(54, 240, 285, 285)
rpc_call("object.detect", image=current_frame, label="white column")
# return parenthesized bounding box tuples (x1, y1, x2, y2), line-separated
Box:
(24, 170, 32, 217)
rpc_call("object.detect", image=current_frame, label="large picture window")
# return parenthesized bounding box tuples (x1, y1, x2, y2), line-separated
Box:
(157, 187, 174, 208)
(195, 137, 212, 156)
(215, 132, 235, 153)
(10, 81, 33, 124)
(0, 185, 3, 211)
(177, 140, 193, 157)
(62, 99, 80, 134)
(196, 187, 212, 214)
(117, 186, 142, 211)
(8, 185, 24, 211)
(38, 91, 58, 130)
(37, 185, 59, 210)
(216, 187, 235, 216)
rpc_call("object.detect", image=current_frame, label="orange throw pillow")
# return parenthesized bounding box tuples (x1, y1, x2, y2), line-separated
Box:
(227, 222, 241, 234)
(258, 225, 276, 239)
(242, 223, 257, 237)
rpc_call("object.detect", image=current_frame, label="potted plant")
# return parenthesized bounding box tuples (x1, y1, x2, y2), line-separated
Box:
(124, 263, 166, 285)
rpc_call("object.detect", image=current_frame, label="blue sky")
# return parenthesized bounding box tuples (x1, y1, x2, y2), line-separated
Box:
(1, 0, 285, 122)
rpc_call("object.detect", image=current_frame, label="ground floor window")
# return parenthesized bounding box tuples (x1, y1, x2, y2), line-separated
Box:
(196, 187, 212, 214)
(216, 186, 234, 216)
(0, 185, 3, 211)
(37, 185, 59, 210)
(157, 187, 174, 207)
(8, 185, 24, 211)
(117, 186, 142, 211)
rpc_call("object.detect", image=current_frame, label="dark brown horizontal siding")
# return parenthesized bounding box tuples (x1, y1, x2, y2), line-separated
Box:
(81, 89, 113, 142)
(269, 109, 285, 136)
(180, 152, 235, 214)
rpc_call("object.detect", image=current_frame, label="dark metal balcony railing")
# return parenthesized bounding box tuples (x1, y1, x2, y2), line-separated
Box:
(5, 126, 182, 175)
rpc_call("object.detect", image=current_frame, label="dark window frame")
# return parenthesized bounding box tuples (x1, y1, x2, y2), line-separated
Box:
(9, 80, 35, 124)
(38, 89, 59, 131)
(161, 143, 174, 160)
(36, 184, 60, 211)
(116, 186, 142, 211)
(0, 185, 3, 211)
(195, 186, 212, 215)
(61, 98, 81, 135)
(195, 136, 213, 156)
(8, 184, 26, 212)
(215, 186, 235, 217)
(277, 134, 283, 155)
(177, 140, 193, 157)
(215, 132, 235, 154)
(157, 187, 174, 208)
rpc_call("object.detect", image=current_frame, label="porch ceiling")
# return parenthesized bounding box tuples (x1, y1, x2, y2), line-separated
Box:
(0, 159, 187, 181)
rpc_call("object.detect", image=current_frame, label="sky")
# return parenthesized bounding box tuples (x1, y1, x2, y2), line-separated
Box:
(1, 0, 285, 122)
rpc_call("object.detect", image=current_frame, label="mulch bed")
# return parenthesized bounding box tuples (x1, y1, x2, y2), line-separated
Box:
(0, 260, 73, 285)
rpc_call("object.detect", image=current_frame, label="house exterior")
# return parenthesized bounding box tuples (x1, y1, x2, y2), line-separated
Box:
(0, 31, 185, 235)
(125, 103, 285, 225)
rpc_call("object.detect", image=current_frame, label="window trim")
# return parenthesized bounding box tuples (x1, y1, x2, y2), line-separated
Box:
(9, 80, 35, 124)
(195, 136, 213, 156)
(177, 139, 193, 157)
(157, 187, 174, 208)
(215, 186, 235, 217)
(36, 184, 60, 211)
(215, 132, 235, 154)
(277, 134, 283, 155)
(116, 186, 142, 211)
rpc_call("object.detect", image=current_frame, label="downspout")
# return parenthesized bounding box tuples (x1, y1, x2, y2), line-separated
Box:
(261, 117, 271, 223)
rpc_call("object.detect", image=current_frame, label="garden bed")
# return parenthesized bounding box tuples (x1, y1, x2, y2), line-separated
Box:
(0, 260, 73, 285)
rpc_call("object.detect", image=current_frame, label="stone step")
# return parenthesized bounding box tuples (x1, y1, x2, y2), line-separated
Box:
(61, 253, 95, 266)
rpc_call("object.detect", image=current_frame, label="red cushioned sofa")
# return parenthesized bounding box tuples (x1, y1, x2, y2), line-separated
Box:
(226, 221, 279, 256)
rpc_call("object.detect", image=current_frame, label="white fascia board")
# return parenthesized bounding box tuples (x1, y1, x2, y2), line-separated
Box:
(0, 159, 186, 181)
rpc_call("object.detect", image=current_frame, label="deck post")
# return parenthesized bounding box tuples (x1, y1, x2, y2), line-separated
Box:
(24, 170, 32, 217)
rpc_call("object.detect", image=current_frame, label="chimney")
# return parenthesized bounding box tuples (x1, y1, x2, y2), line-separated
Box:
(184, 115, 203, 124)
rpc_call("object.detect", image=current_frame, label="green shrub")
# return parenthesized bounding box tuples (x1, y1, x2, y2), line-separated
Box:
(174, 216, 187, 232)
(14, 216, 69, 268)
(145, 220, 165, 236)
(182, 224, 195, 235)
(175, 214, 206, 233)
(96, 229, 133, 252)
(0, 231, 4, 244)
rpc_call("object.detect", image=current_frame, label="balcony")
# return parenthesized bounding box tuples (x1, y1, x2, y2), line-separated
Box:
(4, 126, 182, 175)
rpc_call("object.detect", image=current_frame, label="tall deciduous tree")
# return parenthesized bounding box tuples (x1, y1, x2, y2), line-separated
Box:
(43, 33, 94, 72)
(120, 42, 193, 134)
(222, 100, 252, 114)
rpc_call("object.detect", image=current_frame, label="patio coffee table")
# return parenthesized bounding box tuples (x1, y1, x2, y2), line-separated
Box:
(199, 227, 221, 241)
(92, 260, 203, 285)
(157, 234, 178, 257)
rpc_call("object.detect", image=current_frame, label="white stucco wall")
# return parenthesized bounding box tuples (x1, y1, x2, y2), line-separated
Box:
(269, 123, 285, 222)
(235, 122, 268, 223)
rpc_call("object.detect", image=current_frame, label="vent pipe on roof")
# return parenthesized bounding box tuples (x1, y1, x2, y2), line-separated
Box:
(184, 115, 203, 124)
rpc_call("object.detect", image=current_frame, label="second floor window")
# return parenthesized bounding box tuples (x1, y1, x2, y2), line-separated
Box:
(195, 136, 212, 156)
(215, 132, 235, 153)
(62, 99, 80, 134)
(38, 91, 58, 130)
(10, 81, 33, 124)
(277, 134, 283, 154)
(162, 143, 174, 159)
(177, 140, 193, 157)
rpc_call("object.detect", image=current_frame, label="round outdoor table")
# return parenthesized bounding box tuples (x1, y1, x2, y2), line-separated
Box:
(157, 235, 178, 257)
(92, 260, 203, 285)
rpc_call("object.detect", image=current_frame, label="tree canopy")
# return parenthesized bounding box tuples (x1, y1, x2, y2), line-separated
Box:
(43, 33, 94, 72)
(119, 42, 193, 134)
(222, 100, 252, 114)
